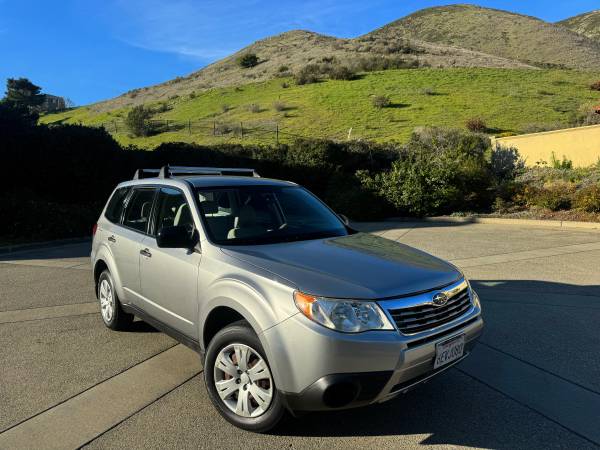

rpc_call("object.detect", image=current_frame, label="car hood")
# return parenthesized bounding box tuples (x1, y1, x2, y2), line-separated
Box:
(221, 233, 461, 299)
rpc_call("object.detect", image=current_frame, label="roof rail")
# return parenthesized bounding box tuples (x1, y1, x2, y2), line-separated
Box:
(133, 165, 260, 180)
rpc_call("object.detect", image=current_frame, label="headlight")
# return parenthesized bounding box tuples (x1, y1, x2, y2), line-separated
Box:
(294, 291, 394, 333)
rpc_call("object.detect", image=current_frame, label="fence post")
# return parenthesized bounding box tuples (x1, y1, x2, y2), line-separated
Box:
(276, 123, 279, 145)
(188, 120, 191, 135)
(213, 121, 216, 136)
(240, 122, 244, 139)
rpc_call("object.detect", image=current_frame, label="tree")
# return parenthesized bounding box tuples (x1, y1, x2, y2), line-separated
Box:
(237, 53, 259, 69)
(0, 100, 39, 133)
(125, 105, 153, 137)
(4, 78, 45, 108)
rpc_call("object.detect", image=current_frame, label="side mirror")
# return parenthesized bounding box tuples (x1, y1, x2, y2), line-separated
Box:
(337, 213, 350, 226)
(157, 225, 197, 249)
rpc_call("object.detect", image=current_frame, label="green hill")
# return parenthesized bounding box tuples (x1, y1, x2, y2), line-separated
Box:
(559, 10, 600, 41)
(41, 68, 600, 148)
(369, 5, 600, 70)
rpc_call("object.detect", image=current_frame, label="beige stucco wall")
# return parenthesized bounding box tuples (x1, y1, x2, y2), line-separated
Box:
(492, 124, 600, 167)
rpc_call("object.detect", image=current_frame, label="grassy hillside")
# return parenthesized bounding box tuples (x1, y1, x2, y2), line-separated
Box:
(88, 30, 530, 113)
(42, 68, 600, 148)
(559, 10, 600, 41)
(370, 5, 600, 70)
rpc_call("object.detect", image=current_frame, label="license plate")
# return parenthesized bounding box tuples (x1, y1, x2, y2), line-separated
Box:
(434, 334, 465, 369)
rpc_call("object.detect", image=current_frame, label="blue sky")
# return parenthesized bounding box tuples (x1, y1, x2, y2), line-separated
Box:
(1, 0, 598, 105)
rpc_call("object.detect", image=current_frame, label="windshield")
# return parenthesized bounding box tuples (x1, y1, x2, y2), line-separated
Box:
(195, 186, 348, 245)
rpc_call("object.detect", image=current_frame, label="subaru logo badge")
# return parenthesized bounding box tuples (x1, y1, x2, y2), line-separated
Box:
(432, 292, 448, 307)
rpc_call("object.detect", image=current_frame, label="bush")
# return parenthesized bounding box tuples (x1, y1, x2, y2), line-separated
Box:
(295, 64, 321, 85)
(525, 181, 576, 211)
(237, 53, 259, 68)
(574, 184, 600, 212)
(590, 81, 600, 91)
(247, 103, 261, 113)
(278, 65, 289, 73)
(273, 101, 286, 112)
(328, 65, 356, 81)
(372, 95, 391, 109)
(359, 128, 494, 216)
(465, 117, 487, 133)
(125, 105, 153, 137)
(221, 104, 230, 113)
(550, 152, 573, 170)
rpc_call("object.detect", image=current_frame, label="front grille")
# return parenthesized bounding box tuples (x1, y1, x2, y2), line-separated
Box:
(388, 287, 472, 334)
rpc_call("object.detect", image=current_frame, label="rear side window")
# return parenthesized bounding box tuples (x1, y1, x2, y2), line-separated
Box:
(153, 188, 195, 236)
(104, 187, 129, 224)
(123, 188, 157, 233)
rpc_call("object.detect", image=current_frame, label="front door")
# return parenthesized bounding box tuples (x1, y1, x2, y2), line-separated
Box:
(139, 187, 200, 338)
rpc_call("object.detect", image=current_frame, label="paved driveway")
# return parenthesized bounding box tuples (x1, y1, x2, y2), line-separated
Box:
(1, 222, 599, 449)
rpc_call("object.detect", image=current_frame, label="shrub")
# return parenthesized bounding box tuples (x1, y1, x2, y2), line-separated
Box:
(465, 117, 487, 133)
(328, 65, 356, 81)
(372, 95, 391, 109)
(189, 91, 196, 99)
(574, 184, 600, 212)
(590, 81, 600, 91)
(281, 82, 290, 89)
(221, 104, 230, 113)
(526, 181, 576, 211)
(273, 101, 286, 112)
(237, 53, 259, 68)
(295, 64, 321, 85)
(247, 103, 261, 113)
(125, 105, 153, 137)
(359, 128, 494, 216)
(550, 152, 573, 170)
(278, 65, 290, 73)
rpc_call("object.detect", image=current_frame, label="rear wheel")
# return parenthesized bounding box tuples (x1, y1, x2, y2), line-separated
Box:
(97, 270, 134, 331)
(204, 320, 285, 432)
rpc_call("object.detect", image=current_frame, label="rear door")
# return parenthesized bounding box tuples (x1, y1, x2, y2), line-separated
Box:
(139, 186, 201, 338)
(114, 186, 158, 303)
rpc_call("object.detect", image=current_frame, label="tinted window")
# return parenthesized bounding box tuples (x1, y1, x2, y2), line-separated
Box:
(154, 188, 195, 236)
(123, 188, 156, 233)
(104, 187, 129, 223)
(196, 186, 347, 245)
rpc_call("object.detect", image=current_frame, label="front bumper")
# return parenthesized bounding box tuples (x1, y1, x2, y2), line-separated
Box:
(261, 292, 483, 413)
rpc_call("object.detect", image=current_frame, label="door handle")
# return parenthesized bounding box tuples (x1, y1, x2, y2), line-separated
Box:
(107, 235, 116, 243)
(140, 248, 152, 258)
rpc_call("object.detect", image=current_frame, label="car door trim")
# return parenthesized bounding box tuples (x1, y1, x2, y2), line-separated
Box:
(123, 287, 195, 325)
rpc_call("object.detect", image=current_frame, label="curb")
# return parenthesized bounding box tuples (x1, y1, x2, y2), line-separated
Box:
(385, 216, 600, 230)
(0, 237, 91, 255)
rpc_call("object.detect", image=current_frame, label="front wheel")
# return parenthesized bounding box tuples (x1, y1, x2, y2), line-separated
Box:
(204, 320, 285, 432)
(97, 270, 134, 331)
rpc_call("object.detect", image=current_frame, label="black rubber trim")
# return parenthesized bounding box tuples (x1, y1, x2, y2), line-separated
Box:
(122, 303, 202, 354)
(280, 371, 393, 413)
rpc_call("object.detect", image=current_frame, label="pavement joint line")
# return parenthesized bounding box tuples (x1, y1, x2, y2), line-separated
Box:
(0, 301, 96, 314)
(458, 346, 600, 446)
(455, 367, 600, 448)
(0, 303, 99, 324)
(0, 344, 179, 434)
(452, 246, 600, 268)
(0, 345, 201, 450)
(477, 341, 600, 396)
(0, 312, 98, 325)
(475, 286, 600, 299)
(0, 261, 90, 271)
(78, 372, 203, 449)
(480, 298, 600, 310)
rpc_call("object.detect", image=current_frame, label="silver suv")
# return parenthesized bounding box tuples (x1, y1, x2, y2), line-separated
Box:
(91, 166, 483, 432)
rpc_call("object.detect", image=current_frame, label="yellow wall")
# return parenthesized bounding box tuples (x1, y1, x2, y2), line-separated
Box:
(492, 124, 600, 167)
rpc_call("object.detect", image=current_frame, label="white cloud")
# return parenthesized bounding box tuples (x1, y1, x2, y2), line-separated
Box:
(102, 0, 387, 62)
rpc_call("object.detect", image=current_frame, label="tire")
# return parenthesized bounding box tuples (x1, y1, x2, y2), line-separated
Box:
(97, 269, 134, 331)
(204, 320, 286, 432)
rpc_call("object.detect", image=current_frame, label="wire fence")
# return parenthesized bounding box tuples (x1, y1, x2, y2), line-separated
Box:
(89, 119, 352, 144)
(84, 119, 404, 144)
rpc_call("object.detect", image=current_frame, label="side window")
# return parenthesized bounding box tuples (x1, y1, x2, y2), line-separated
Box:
(154, 188, 195, 236)
(104, 187, 129, 223)
(123, 188, 156, 233)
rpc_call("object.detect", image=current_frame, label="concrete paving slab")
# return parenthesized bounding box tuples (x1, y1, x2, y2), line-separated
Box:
(0, 345, 201, 450)
(0, 314, 175, 431)
(83, 371, 596, 450)
(0, 264, 95, 311)
(459, 345, 600, 445)
(0, 302, 98, 324)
